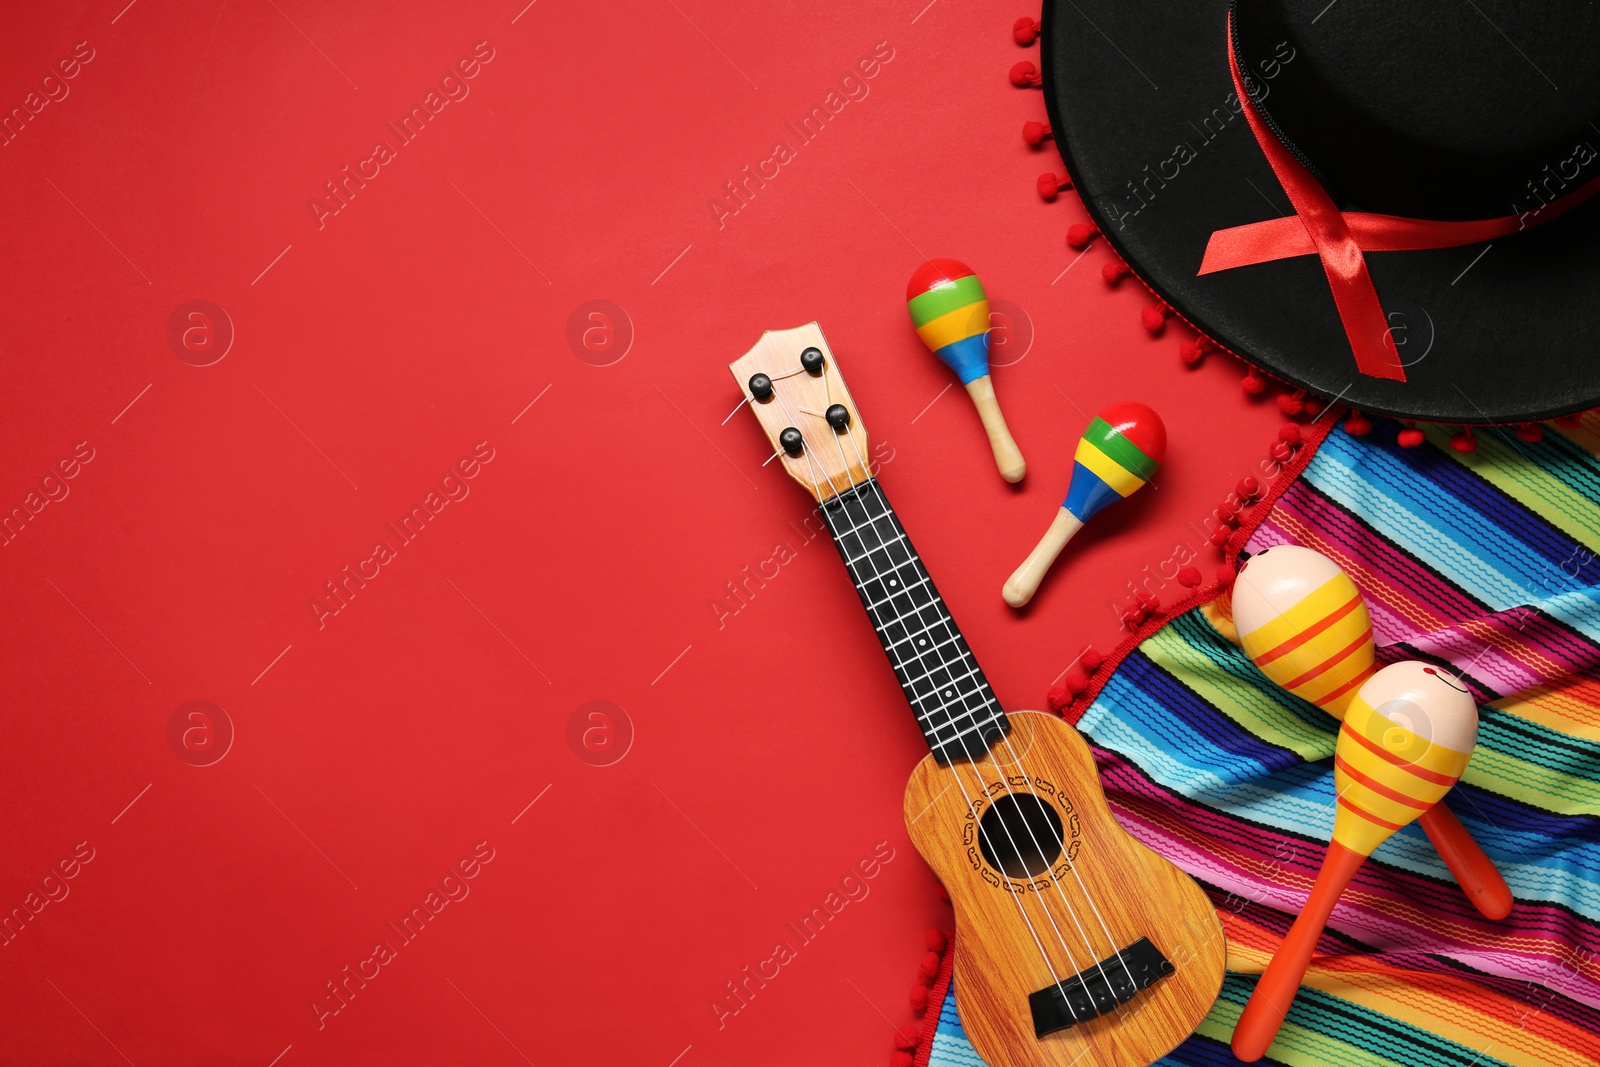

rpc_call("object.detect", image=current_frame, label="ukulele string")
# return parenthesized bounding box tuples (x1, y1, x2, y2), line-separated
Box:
(931, 716, 1084, 1020)
(826, 424, 1106, 1018)
(778, 369, 1122, 1018)
(986, 705, 1140, 999)
(767, 384, 850, 499)
(770, 387, 1083, 1018)
(832, 427, 1127, 1008)
(835, 425, 1138, 995)
(857, 379, 1131, 992)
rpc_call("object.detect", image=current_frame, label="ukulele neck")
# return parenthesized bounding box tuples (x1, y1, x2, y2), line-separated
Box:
(820, 478, 1011, 765)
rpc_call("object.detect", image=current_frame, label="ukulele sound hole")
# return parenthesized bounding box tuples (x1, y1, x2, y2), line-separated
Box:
(978, 793, 1065, 879)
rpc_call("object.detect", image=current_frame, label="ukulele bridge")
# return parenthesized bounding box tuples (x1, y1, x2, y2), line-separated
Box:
(1027, 936, 1174, 1037)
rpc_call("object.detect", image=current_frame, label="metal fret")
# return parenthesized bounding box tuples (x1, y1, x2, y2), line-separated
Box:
(821, 479, 1008, 764)
(921, 714, 1006, 747)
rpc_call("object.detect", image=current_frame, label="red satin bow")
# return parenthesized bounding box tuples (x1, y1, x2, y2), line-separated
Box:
(1201, 15, 1600, 381)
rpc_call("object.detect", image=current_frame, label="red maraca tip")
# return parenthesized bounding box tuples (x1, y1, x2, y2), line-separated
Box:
(1097, 401, 1167, 463)
(906, 258, 977, 303)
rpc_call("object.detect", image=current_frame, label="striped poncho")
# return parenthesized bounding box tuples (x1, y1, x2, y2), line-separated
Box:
(923, 417, 1600, 1067)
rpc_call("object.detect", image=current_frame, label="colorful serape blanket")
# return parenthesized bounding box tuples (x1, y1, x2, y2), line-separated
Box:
(923, 417, 1600, 1067)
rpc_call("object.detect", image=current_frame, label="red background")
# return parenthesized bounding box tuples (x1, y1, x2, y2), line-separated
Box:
(0, 2, 1287, 1064)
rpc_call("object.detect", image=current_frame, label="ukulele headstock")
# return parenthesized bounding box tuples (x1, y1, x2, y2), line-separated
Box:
(729, 323, 872, 503)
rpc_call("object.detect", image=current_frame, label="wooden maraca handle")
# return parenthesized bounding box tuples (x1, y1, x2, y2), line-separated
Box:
(1418, 804, 1513, 920)
(1232, 842, 1367, 1062)
(1003, 508, 1083, 607)
(964, 377, 1025, 483)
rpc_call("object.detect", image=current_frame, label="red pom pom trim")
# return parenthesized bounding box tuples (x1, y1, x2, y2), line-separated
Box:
(1140, 303, 1170, 334)
(1036, 172, 1072, 200)
(1066, 222, 1099, 248)
(1022, 119, 1053, 146)
(1009, 61, 1041, 87)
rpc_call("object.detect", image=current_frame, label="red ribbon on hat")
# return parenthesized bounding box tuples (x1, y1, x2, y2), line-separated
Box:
(1200, 13, 1600, 381)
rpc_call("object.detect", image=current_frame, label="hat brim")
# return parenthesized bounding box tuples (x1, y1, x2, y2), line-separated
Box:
(1041, 0, 1600, 424)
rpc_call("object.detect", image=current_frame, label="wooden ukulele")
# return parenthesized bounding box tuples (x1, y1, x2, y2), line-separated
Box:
(730, 324, 1225, 1067)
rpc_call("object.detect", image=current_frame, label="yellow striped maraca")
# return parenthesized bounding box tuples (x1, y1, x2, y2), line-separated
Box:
(1232, 544, 1511, 921)
(1233, 545, 1375, 716)
(1232, 661, 1479, 1061)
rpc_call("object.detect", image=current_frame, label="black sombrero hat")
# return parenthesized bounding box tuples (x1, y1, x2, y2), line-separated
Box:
(1037, 0, 1600, 424)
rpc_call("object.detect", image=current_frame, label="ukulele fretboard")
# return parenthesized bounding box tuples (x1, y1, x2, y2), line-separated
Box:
(821, 479, 1010, 764)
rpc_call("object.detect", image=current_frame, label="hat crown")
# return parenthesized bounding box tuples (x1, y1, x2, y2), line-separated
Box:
(1234, 0, 1600, 219)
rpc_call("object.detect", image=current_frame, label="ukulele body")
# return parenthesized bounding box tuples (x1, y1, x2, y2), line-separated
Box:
(904, 711, 1225, 1067)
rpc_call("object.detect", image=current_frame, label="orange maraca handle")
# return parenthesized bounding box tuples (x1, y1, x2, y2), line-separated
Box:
(1418, 804, 1512, 920)
(1232, 843, 1366, 1062)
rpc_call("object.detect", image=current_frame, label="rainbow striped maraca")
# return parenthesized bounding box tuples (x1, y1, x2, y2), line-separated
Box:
(1232, 661, 1479, 1061)
(1233, 544, 1511, 920)
(906, 259, 1026, 482)
(1003, 402, 1166, 607)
